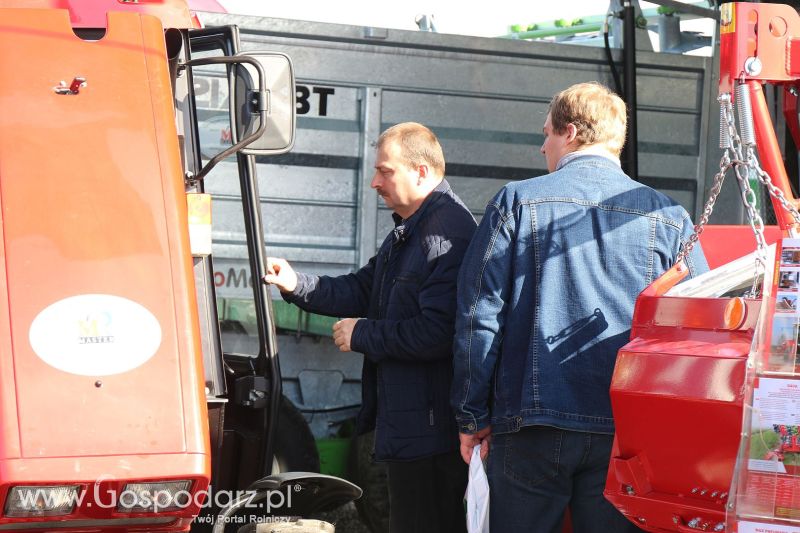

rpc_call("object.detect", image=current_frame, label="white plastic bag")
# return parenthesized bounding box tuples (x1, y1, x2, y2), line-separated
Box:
(466, 444, 490, 533)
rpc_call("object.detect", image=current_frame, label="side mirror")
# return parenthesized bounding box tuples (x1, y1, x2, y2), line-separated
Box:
(231, 51, 296, 155)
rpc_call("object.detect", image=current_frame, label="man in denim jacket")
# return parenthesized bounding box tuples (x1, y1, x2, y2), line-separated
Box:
(451, 83, 708, 532)
(265, 122, 476, 533)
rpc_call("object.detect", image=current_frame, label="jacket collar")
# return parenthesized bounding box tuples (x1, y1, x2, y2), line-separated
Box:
(391, 179, 450, 243)
(556, 147, 621, 171)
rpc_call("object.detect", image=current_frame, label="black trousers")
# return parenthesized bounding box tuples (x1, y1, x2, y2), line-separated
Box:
(386, 450, 468, 533)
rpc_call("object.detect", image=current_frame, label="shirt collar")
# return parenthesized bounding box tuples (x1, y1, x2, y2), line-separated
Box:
(555, 146, 621, 171)
(391, 179, 450, 240)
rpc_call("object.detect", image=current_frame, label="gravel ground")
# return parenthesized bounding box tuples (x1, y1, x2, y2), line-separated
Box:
(318, 502, 371, 533)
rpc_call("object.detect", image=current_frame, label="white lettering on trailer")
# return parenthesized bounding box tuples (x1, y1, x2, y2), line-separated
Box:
(28, 294, 162, 376)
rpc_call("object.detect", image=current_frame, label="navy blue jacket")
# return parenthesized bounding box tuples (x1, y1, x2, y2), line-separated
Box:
(284, 179, 477, 461)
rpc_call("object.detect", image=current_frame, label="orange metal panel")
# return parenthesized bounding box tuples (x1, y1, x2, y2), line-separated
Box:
(0, 7, 209, 527)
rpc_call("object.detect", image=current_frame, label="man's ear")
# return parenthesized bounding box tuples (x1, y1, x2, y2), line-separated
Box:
(565, 123, 578, 144)
(417, 164, 429, 184)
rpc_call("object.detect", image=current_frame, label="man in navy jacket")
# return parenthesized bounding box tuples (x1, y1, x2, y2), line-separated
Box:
(264, 122, 476, 533)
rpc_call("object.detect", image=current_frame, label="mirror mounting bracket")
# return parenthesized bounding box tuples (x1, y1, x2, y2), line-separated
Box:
(249, 89, 269, 114)
(181, 56, 268, 182)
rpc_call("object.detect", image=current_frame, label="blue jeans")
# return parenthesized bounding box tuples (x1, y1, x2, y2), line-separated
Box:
(487, 426, 643, 533)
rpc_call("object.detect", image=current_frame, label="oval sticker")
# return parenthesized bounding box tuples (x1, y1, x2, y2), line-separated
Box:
(29, 294, 162, 376)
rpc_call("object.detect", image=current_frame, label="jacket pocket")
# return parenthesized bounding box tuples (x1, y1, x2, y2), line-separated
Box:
(387, 272, 421, 316)
(393, 272, 420, 284)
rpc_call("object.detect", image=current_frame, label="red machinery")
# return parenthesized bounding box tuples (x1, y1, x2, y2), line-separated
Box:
(0, 5, 210, 530)
(0, 1, 359, 531)
(605, 3, 800, 532)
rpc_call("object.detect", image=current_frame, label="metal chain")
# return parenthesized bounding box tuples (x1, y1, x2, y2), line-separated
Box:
(725, 97, 769, 261)
(677, 154, 729, 264)
(732, 154, 768, 297)
(677, 95, 741, 264)
(722, 94, 771, 297)
(678, 94, 777, 297)
(675, 90, 800, 297)
(748, 152, 800, 225)
(733, 153, 768, 262)
(746, 153, 800, 297)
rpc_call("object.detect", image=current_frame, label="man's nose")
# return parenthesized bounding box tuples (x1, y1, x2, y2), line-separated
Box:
(539, 145, 545, 155)
(371, 172, 380, 189)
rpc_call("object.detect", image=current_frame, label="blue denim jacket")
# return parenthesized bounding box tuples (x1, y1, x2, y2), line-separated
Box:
(451, 155, 708, 435)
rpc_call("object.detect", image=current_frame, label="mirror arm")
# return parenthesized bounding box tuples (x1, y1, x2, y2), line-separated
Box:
(181, 56, 269, 181)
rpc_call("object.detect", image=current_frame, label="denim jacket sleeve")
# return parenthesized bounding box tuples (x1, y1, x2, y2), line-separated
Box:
(349, 232, 471, 362)
(451, 202, 515, 433)
(282, 256, 375, 318)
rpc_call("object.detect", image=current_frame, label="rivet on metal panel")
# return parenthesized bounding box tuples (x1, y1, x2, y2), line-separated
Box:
(711, 491, 718, 498)
(714, 523, 725, 532)
(700, 489, 707, 495)
(744, 56, 763, 76)
(637, 517, 646, 524)
(691, 487, 699, 494)
(672, 516, 679, 524)
(688, 517, 701, 528)
(624, 485, 635, 495)
(720, 492, 728, 499)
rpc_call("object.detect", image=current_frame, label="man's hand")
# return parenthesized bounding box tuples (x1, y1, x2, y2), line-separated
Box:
(263, 257, 298, 293)
(333, 318, 361, 352)
(459, 426, 492, 464)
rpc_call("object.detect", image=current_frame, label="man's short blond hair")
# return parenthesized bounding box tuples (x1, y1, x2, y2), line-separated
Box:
(377, 122, 446, 176)
(548, 82, 627, 157)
